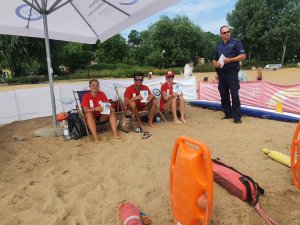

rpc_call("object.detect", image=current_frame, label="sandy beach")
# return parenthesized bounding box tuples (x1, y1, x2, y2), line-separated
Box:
(0, 68, 299, 225)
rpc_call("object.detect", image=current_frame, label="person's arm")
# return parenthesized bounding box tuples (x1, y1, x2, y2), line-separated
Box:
(224, 54, 246, 64)
(224, 40, 246, 63)
(124, 88, 141, 106)
(211, 47, 222, 68)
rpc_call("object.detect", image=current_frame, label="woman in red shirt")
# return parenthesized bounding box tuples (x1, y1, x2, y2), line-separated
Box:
(81, 79, 121, 143)
(160, 71, 186, 124)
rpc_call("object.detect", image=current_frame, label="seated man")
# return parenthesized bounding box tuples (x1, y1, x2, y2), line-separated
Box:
(81, 79, 121, 143)
(160, 71, 186, 124)
(124, 72, 158, 131)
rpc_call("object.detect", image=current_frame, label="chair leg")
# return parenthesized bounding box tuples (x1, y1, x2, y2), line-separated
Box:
(157, 108, 167, 122)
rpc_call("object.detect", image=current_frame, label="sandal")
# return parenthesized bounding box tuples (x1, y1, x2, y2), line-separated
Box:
(142, 131, 152, 139)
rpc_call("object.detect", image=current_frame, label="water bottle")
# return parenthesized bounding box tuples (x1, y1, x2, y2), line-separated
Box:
(155, 115, 161, 123)
(62, 120, 71, 141)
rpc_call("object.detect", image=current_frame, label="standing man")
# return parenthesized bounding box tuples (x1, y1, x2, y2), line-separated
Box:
(212, 25, 246, 123)
(124, 72, 158, 131)
(183, 60, 194, 78)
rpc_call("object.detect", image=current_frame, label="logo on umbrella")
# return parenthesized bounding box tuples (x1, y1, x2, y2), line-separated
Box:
(119, 0, 138, 5)
(15, 4, 42, 21)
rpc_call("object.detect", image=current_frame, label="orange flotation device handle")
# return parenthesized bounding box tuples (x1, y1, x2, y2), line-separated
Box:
(291, 121, 300, 189)
(170, 136, 214, 225)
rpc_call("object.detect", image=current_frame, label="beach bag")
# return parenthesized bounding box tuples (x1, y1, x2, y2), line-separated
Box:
(68, 111, 87, 139)
(118, 115, 132, 133)
(212, 158, 264, 205)
(212, 158, 278, 225)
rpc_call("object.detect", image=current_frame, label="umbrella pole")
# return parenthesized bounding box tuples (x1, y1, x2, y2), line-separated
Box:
(42, 0, 57, 127)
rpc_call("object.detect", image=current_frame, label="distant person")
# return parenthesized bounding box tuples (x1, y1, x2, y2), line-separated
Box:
(256, 67, 263, 81)
(160, 71, 186, 124)
(238, 62, 248, 82)
(124, 72, 158, 131)
(147, 71, 153, 80)
(81, 79, 121, 143)
(184, 60, 194, 78)
(212, 25, 246, 124)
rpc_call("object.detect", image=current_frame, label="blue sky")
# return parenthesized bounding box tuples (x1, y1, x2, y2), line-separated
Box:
(121, 0, 238, 38)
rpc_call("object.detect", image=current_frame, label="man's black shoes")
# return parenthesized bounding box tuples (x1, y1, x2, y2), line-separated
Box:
(234, 118, 242, 124)
(221, 115, 233, 120)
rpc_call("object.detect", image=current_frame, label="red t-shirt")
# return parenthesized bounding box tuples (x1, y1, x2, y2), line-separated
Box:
(160, 82, 174, 110)
(81, 91, 109, 117)
(124, 84, 151, 110)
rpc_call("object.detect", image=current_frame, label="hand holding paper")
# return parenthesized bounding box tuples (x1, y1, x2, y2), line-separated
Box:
(218, 54, 225, 68)
(140, 90, 148, 103)
(100, 102, 111, 115)
(173, 83, 182, 95)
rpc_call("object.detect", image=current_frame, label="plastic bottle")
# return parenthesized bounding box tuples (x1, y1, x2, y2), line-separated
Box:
(156, 115, 161, 123)
(62, 120, 71, 141)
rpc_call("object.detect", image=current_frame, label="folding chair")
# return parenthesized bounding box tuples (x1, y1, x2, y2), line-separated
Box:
(114, 87, 166, 130)
(72, 90, 109, 136)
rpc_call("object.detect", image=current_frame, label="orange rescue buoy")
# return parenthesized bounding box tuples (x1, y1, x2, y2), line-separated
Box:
(170, 136, 214, 225)
(291, 121, 300, 190)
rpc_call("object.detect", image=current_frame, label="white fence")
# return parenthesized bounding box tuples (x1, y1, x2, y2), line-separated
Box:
(0, 76, 197, 125)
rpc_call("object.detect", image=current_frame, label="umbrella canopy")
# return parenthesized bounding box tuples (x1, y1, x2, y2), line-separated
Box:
(0, 0, 181, 127)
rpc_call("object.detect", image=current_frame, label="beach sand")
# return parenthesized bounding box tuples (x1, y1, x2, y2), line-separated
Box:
(0, 68, 299, 225)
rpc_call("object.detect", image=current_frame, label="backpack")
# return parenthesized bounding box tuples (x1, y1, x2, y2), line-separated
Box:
(68, 111, 87, 139)
(212, 158, 264, 205)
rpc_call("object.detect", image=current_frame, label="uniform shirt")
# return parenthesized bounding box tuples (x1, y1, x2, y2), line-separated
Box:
(213, 38, 245, 74)
(184, 64, 193, 78)
(160, 82, 174, 110)
(81, 91, 109, 117)
(124, 84, 151, 110)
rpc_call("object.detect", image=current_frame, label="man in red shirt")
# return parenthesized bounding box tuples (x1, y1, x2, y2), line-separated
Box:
(81, 79, 121, 143)
(160, 71, 186, 124)
(124, 73, 158, 131)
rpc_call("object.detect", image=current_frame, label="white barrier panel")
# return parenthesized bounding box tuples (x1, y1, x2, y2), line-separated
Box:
(0, 77, 197, 125)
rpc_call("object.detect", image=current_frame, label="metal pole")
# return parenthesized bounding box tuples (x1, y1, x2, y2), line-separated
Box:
(42, 0, 57, 127)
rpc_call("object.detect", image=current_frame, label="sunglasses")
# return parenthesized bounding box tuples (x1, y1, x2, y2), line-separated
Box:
(167, 75, 174, 78)
(222, 30, 230, 34)
(135, 79, 143, 82)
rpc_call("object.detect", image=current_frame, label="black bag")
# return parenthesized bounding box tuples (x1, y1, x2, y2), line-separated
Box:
(68, 111, 87, 139)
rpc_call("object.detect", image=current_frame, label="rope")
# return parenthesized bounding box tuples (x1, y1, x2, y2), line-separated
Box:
(254, 203, 279, 225)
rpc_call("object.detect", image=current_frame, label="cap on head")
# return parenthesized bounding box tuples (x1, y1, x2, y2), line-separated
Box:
(165, 70, 174, 78)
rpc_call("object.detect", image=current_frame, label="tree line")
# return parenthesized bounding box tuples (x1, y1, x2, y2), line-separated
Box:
(0, 0, 299, 77)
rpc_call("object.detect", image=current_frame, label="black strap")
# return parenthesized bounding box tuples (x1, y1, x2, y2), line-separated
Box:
(239, 177, 252, 203)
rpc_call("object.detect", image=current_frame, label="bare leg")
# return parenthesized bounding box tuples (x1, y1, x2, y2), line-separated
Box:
(148, 98, 158, 128)
(171, 98, 182, 124)
(179, 95, 186, 123)
(128, 101, 146, 131)
(108, 109, 121, 139)
(85, 112, 99, 143)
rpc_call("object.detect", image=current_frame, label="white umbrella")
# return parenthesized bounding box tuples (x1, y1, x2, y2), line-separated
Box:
(0, 0, 180, 127)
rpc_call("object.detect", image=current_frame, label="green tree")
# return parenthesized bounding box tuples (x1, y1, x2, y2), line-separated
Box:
(128, 30, 141, 47)
(227, 0, 300, 64)
(0, 35, 44, 76)
(60, 42, 92, 72)
(95, 34, 127, 63)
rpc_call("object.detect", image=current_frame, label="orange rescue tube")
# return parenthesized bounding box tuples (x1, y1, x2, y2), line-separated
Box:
(291, 121, 300, 190)
(170, 136, 214, 225)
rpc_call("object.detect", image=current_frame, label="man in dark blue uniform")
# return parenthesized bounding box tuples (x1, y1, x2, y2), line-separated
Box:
(212, 25, 246, 123)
